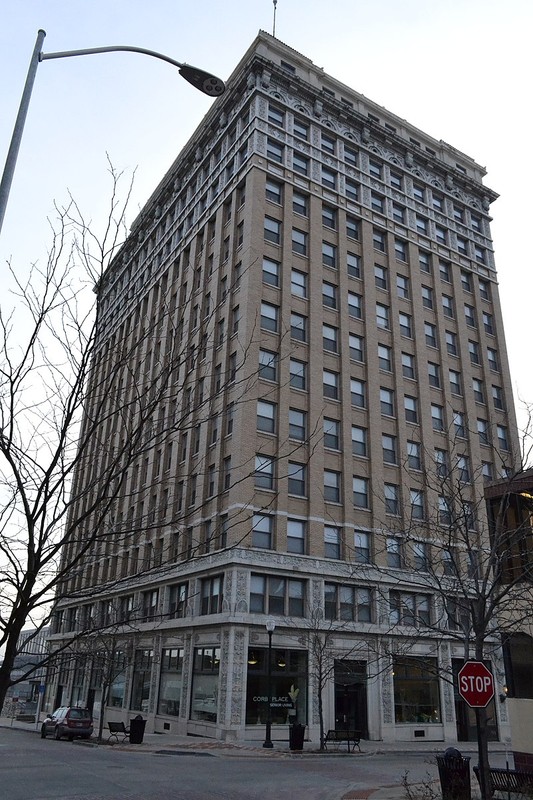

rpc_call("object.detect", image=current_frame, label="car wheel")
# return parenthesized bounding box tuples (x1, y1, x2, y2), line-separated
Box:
(40, 725, 47, 739)
(54, 727, 62, 740)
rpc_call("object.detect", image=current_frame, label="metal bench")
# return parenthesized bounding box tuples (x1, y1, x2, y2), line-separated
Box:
(107, 721, 130, 744)
(323, 729, 361, 752)
(474, 765, 533, 795)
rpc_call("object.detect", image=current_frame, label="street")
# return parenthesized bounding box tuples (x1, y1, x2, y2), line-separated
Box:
(0, 727, 442, 800)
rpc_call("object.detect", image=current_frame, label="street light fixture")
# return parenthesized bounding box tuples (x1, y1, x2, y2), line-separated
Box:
(0, 29, 225, 235)
(263, 618, 276, 749)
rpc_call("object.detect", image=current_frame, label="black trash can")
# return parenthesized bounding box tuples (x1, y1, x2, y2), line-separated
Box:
(436, 748, 471, 800)
(129, 714, 146, 744)
(289, 723, 305, 751)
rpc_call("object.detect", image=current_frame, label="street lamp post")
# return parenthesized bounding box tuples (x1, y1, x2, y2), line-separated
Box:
(263, 618, 276, 749)
(0, 29, 225, 235)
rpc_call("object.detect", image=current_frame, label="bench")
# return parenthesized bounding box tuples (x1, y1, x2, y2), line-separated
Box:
(474, 765, 533, 795)
(107, 721, 130, 744)
(324, 729, 361, 752)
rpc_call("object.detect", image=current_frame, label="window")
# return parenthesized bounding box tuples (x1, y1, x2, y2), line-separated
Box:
(268, 104, 284, 126)
(476, 418, 490, 445)
(412, 184, 425, 202)
(407, 441, 421, 470)
(399, 312, 412, 338)
(321, 132, 336, 154)
(289, 408, 307, 441)
(461, 271, 472, 292)
(449, 369, 462, 395)
(293, 152, 309, 175)
(290, 358, 307, 390)
(323, 281, 337, 308)
(322, 205, 336, 229)
(351, 378, 366, 408)
(432, 193, 444, 212)
(293, 118, 309, 139)
(349, 333, 364, 362)
(435, 225, 447, 245)
(347, 252, 361, 278)
(421, 285, 433, 309)
(380, 387, 394, 416)
(373, 228, 386, 251)
(348, 291, 363, 319)
(390, 171, 402, 190)
(431, 404, 444, 431)
(323, 369, 339, 399)
(371, 192, 385, 213)
(475, 245, 486, 264)
(353, 476, 369, 508)
(387, 536, 402, 567)
(425, 322, 437, 348)
(378, 344, 392, 371)
(257, 400, 276, 433)
(266, 178, 282, 203)
(131, 649, 153, 711)
(397, 274, 410, 299)
(354, 531, 371, 564)
(413, 540, 428, 569)
(288, 461, 306, 496)
(252, 513, 273, 549)
(497, 424, 509, 451)
(322, 241, 337, 268)
(376, 303, 390, 329)
(483, 312, 494, 335)
(478, 279, 491, 301)
(369, 159, 382, 178)
(438, 496, 452, 526)
(382, 434, 397, 464)
(442, 295, 454, 318)
(375, 265, 388, 290)
(325, 583, 372, 622)
(169, 584, 188, 619)
(324, 525, 341, 559)
(445, 331, 458, 356)
(390, 595, 431, 628)
(287, 519, 306, 554)
(464, 304, 476, 328)
(200, 575, 223, 615)
(255, 455, 275, 490)
(291, 312, 307, 341)
(344, 145, 357, 166)
(384, 483, 400, 515)
(292, 228, 307, 256)
(324, 470, 341, 503)
(264, 217, 281, 244)
(416, 215, 429, 236)
(347, 216, 359, 240)
(402, 352, 415, 379)
(428, 362, 440, 388)
(345, 178, 359, 201)
(472, 378, 485, 404)
(404, 395, 418, 423)
(435, 448, 449, 478)
(482, 461, 493, 481)
(419, 251, 431, 273)
(453, 410, 466, 438)
(324, 417, 340, 449)
(471, 213, 482, 232)
(260, 301, 278, 332)
(457, 455, 471, 483)
(439, 261, 451, 282)
(456, 236, 468, 255)
(392, 203, 405, 224)
(469, 340, 480, 365)
(352, 425, 367, 456)
(262, 257, 280, 286)
(291, 269, 307, 297)
(322, 166, 337, 189)
(487, 347, 499, 372)
(293, 191, 308, 216)
(250, 574, 305, 617)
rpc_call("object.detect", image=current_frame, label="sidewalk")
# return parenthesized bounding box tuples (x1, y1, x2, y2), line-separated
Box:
(1, 717, 509, 800)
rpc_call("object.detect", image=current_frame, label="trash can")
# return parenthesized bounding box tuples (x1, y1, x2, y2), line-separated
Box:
(436, 748, 471, 800)
(289, 723, 305, 751)
(129, 714, 146, 744)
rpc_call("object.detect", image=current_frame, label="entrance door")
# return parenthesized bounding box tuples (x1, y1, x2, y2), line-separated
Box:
(334, 660, 367, 738)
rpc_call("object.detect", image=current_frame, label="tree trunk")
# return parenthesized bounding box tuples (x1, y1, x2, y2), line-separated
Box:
(475, 706, 492, 800)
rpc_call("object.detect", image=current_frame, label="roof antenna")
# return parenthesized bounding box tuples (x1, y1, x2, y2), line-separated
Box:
(272, 0, 278, 37)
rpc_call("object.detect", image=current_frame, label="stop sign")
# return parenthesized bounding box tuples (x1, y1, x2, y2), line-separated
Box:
(458, 661, 495, 707)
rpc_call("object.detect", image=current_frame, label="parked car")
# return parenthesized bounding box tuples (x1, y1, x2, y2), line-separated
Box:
(40, 707, 93, 740)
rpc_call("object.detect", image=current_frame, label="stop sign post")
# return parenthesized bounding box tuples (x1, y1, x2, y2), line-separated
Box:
(458, 661, 495, 707)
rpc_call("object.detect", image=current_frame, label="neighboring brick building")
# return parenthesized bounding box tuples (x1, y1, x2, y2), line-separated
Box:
(47, 31, 520, 745)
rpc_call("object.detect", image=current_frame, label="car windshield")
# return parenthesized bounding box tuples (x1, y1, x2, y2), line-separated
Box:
(68, 709, 90, 719)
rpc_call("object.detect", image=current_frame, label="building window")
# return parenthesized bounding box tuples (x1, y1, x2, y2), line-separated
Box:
(438, 496, 452, 526)
(291, 312, 307, 341)
(390, 171, 402, 190)
(392, 203, 405, 224)
(464, 304, 476, 328)
(412, 184, 425, 202)
(324, 417, 340, 449)
(324, 525, 341, 559)
(449, 369, 462, 395)
(397, 274, 410, 299)
(399, 312, 412, 338)
(142, 590, 159, 622)
(382, 434, 397, 464)
(428, 362, 440, 388)
(376, 303, 390, 329)
(416, 215, 429, 236)
(131, 649, 153, 712)
(352, 425, 367, 456)
(347, 252, 361, 278)
(349, 333, 364, 362)
(385, 484, 400, 515)
(293, 152, 309, 175)
(292, 228, 308, 256)
(287, 519, 306, 554)
(351, 378, 366, 408)
(250, 574, 305, 617)
(200, 576, 223, 615)
(378, 344, 392, 372)
(421, 285, 433, 309)
(439, 260, 451, 282)
(293, 191, 308, 216)
(169, 584, 188, 619)
(324, 369, 339, 399)
(478, 279, 491, 301)
(392, 657, 441, 723)
(374, 264, 388, 290)
(387, 536, 402, 567)
(266, 178, 283, 203)
(345, 178, 359, 201)
(325, 583, 372, 622)
(190, 646, 220, 723)
(158, 647, 184, 717)
(497, 424, 509, 451)
(290, 268, 307, 298)
(354, 531, 371, 564)
(425, 322, 437, 348)
(457, 455, 471, 483)
(346, 216, 359, 240)
(268, 104, 284, 126)
(487, 347, 499, 372)
(344, 145, 358, 166)
(252, 513, 273, 549)
(373, 229, 386, 251)
(435, 225, 447, 245)
(402, 352, 415, 379)
(442, 295, 454, 318)
(321, 132, 336, 154)
(431, 404, 444, 432)
(324, 469, 341, 503)
(411, 493, 426, 522)
(419, 251, 431, 273)
(288, 462, 306, 496)
(353, 476, 369, 508)
(257, 400, 277, 433)
(290, 358, 307, 390)
(483, 312, 494, 335)
(369, 159, 382, 178)
(322, 166, 337, 189)
(371, 192, 385, 213)
(293, 118, 309, 139)
(260, 302, 279, 332)
(404, 395, 418, 424)
(472, 378, 485, 404)
(475, 246, 486, 264)
(259, 349, 278, 381)
(322, 242, 337, 268)
(262, 256, 280, 287)
(390, 594, 431, 628)
(407, 440, 421, 470)
(453, 411, 466, 438)
(348, 291, 363, 319)
(469, 340, 480, 365)
(432, 193, 444, 212)
(323, 281, 337, 308)
(435, 448, 449, 479)
(255, 455, 275, 490)
(322, 205, 336, 229)
(264, 217, 281, 244)
(289, 408, 307, 441)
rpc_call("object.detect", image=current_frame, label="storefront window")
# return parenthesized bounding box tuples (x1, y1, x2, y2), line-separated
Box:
(131, 649, 153, 712)
(109, 651, 127, 708)
(190, 647, 220, 722)
(158, 648, 184, 716)
(393, 657, 441, 724)
(245, 648, 307, 725)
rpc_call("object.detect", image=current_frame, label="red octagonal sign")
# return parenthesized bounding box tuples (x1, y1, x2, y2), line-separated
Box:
(458, 661, 495, 707)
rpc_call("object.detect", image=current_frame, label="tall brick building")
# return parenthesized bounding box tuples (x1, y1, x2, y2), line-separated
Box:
(47, 31, 519, 745)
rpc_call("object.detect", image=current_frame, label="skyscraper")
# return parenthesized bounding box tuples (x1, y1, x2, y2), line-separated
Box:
(48, 31, 519, 745)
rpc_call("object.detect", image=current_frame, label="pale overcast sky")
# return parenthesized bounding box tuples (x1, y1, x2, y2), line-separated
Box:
(1, 0, 532, 429)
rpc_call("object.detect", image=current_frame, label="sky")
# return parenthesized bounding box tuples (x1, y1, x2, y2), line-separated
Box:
(1, 0, 532, 430)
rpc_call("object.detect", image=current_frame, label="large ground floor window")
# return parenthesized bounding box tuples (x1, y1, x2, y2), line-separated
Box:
(245, 648, 307, 725)
(131, 649, 153, 712)
(158, 648, 184, 716)
(190, 647, 220, 723)
(393, 657, 441, 724)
